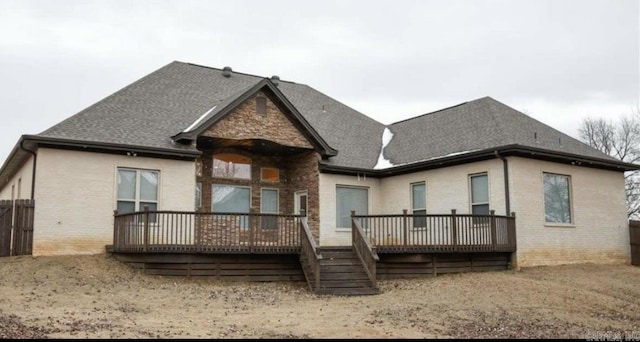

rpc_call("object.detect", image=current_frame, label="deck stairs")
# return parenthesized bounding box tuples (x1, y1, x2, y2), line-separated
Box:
(300, 246, 379, 296)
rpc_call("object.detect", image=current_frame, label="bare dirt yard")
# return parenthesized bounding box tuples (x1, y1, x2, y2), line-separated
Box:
(0, 254, 638, 339)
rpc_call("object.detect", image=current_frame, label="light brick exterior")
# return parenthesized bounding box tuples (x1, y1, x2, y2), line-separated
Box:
(202, 90, 313, 149)
(318, 173, 382, 246)
(318, 157, 630, 268)
(509, 157, 629, 267)
(0, 156, 34, 200)
(32, 148, 195, 256)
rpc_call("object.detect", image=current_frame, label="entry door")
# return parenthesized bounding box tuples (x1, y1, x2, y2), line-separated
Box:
(294, 191, 308, 217)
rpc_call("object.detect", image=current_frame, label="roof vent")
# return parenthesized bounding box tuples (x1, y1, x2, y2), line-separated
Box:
(270, 75, 280, 86)
(222, 66, 232, 78)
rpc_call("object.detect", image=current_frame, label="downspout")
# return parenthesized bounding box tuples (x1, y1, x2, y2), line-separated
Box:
(494, 150, 510, 215)
(19, 139, 37, 200)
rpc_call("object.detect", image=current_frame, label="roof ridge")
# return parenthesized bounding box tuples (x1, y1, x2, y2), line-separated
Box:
(390, 101, 469, 126)
(181, 61, 298, 85)
(39, 61, 180, 136)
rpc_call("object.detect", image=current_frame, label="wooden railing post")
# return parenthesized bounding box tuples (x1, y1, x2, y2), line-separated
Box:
(490, 209, 497, 251)
(249, 214, 254, 254)
(351, 210, 356, 244)
(451, 209, 458, 251)
(510, 211, 517, 250)
(195, 208, 201, 253)
(402, 209, 408, 246)
(113, 210, 118, 251)
(143, 205, 150, 252)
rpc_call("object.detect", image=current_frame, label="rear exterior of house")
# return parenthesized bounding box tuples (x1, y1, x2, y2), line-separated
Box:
(0, 61, 633, 277)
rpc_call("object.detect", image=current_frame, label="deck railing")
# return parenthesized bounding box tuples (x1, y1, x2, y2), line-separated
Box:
(351, 211, 379, 287)
(299, 218, 323, 290)
(113, 207, 303, 253)
(352, 209, 516, 253)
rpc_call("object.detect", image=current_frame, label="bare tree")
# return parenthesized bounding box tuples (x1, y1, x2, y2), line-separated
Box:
(578, 111, 640, 218)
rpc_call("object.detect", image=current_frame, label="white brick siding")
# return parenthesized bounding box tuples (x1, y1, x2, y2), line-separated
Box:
(318, 157, 630, 267)
(32, 148, 195, 256)
(0, 156, 34, 200)
(509, 157, 629, 267)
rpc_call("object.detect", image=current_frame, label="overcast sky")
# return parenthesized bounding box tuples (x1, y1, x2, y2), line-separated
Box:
(0, 0, 638, 163)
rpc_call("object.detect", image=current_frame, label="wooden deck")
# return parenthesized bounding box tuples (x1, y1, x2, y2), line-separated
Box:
(110, 210, 517, 295)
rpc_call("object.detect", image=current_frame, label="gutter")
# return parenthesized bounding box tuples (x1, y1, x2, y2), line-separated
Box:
(320, 144, 639, 177)
(19, 139, 37, 200)
(494, 150, 511, 215)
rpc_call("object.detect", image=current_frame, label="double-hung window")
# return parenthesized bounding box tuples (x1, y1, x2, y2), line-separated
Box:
(117, 169, 159, 216)
(543, 172, 572, 224)
(470, 173, 489, 215)
(411, 182, 426, 228)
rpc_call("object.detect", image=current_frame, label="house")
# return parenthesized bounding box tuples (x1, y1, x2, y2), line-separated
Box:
(0, 61, 635, 293)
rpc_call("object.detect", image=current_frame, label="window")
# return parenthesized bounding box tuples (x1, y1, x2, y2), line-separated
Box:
(336, 186, 368, 229)
(470, 173, 489, 215)
(212, 154, 251, 179)
(261, 188, 278, 229)
(261, 168, 279, 182)
(212, 184, 250, 228)
(195, 182, 202, 210)
(256, 96, 267, 116)
(411, 182, 426, 228)
(543, 173, 572, 224)
(17, 178, 21, 199)
(117, 169, 159, 215)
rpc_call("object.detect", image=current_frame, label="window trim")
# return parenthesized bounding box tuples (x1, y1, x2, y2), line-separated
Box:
(260, 188, 279, 214)
(211, 184, 252, 213)
(411, 181, 427, 230)
(212, 153, 252, 180)
(542, 172, 575, 227)
(469, 172, 490, 215)
(115, 167, 160, 214)
(260, 167, 280, 183)
(335, 185, 370, 231)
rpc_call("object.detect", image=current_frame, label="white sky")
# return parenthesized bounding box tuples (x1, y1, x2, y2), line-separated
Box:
(0, 0, 638, 163)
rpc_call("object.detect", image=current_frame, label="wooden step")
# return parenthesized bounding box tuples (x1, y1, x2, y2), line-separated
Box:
(320, 258, 360, 266)
(318, 280, 374, 288)
(316, 287, 380, 296)
(321, 265, 369, 273)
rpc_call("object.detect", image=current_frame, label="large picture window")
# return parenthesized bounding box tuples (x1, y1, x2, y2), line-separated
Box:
(117, 169, 159, 214)
(470, 173, 489, 215)
(412, 182, 426, 228)
(212, 154, 251, 179)
(336, 186, 368, 229)
(543, 173, 572, 224)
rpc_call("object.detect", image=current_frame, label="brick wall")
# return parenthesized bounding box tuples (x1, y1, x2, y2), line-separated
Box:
(196, 148, 320, 241)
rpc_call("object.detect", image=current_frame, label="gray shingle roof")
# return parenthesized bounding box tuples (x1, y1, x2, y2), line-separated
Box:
(36, 61, 624, 172)
(38, 61, 385, 169)
(384, 97, 617, 166)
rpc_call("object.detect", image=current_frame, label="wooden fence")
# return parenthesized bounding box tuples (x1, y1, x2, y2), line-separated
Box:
(0, 199, 34, 257)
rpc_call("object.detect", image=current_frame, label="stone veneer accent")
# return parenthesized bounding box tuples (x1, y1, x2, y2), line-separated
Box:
(196, 148, 320, 242)
(202, 91, 313, 149)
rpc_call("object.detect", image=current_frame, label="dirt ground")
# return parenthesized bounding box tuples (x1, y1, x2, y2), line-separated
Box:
(0, 254, 638, 339)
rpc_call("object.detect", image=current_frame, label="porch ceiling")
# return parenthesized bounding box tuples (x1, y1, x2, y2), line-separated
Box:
(196, 136, 313, 156)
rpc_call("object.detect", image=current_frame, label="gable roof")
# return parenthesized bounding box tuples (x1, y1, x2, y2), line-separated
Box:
(172, 78, 337, 157)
